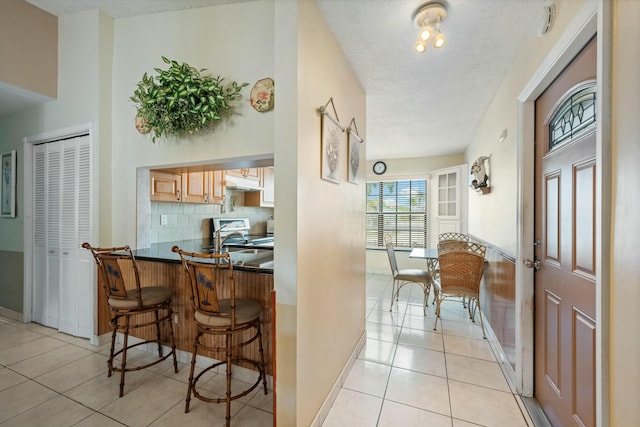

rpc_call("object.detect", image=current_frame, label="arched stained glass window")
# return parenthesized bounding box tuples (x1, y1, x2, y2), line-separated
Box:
(549, 83, 596, 150)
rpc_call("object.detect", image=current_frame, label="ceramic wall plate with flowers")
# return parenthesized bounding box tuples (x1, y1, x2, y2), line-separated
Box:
(250, 78, 274, 112)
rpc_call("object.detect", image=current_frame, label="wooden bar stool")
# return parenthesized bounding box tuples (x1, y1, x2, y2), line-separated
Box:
(83, 243, 178, 397)
(172, 246, 268, 426)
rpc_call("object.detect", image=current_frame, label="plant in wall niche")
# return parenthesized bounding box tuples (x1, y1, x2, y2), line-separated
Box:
(130, 57, 248, 142)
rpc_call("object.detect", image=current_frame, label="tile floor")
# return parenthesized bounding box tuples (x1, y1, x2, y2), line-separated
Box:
(0, 272, 533, 426)
(0, 316, 273, 426)
(321, 273, 534, 427)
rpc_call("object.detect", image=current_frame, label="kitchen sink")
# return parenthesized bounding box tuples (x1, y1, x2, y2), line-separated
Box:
(228, 248, 273, 268)
(199, 246, 273, 269)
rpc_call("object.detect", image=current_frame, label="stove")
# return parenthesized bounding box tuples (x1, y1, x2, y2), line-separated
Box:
(210, 218, 274, 248)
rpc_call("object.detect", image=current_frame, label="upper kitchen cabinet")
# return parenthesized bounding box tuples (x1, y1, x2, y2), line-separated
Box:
(245, 167, 275, 208)
(150, 171, 182, 202)
(209, 170, 225, 204)
(226, 168, 260, 182)
(151, 170, 225, 204)
(182, 171, 208, 203)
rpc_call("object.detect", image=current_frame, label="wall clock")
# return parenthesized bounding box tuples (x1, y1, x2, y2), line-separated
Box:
(373, 161, 387, 175)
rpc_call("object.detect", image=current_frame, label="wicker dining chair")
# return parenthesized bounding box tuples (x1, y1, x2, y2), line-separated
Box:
(433, 242, 487, 339)
(438, 240, 486, 257)
(172, 246, 268, 426)
(432, 233, 471, 276)
(385, 234, 432, 315)
(82, 243, 178, 397)
(438, 232, 470, 242)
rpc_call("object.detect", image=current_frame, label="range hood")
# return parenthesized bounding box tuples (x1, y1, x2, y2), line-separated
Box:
(224, 174, 263, 191)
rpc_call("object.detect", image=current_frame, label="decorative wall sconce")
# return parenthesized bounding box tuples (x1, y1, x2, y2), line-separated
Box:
(412, 0, 449, 54)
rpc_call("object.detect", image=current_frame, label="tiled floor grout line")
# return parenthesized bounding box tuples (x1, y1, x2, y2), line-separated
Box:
(4, 274, 528, 426)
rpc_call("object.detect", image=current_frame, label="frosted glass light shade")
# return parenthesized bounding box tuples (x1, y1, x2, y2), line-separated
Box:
(433, 32, 447, 49)
(419, 25, 433, 41)
(414, 41, 427, 53)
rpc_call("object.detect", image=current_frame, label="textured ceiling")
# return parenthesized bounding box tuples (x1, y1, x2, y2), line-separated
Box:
(25, 0, 253, 18)
(315, 0, 543, 159)
(17, 0, 544, 160)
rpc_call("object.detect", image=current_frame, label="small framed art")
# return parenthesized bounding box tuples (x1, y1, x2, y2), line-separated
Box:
(347, 127, 363, 183)
(1, 150, 16, 217)
(320, 113, 344, 184)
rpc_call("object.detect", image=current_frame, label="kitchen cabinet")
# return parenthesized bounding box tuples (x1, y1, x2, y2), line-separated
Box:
(151, 170, 225, 204)
(245, 167, 275, 207)
(226, 168, 260, 182)
(209, 170, 225, 204)
(150, 171, 182, 202)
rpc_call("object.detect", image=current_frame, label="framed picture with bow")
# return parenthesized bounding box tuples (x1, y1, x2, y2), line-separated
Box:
(318, 97, 345, 184)
(347, 117, 364, 184)
(1, 150, 16, 217)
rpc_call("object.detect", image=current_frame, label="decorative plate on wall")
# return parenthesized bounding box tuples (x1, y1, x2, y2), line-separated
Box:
(250, 78, 275, 112)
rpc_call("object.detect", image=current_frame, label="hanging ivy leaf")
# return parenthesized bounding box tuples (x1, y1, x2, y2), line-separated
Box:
(131, 57, 248, 142)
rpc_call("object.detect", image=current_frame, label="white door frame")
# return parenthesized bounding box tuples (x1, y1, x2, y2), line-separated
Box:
(22, 123, 99, 343)
(516, 0, 610, 425)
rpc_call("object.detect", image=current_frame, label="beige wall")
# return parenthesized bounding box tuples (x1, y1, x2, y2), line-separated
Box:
(466, 0, 587, 255)
(0, 9, 103, 313)
(109, 1, 276, 246)
(0, 9, 103, 254)
(291, 0, 367, 424)
(365, 153, 464, 180)
(610, 0, 640, 423)
(0, 0, 57, 98)
(466, 0, 640, 423)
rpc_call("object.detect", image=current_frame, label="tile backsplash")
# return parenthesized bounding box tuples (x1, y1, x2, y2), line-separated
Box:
(149, 191, 274, 244)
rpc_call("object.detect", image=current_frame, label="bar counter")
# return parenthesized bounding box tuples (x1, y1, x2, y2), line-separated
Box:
(96, 239, 274, 375)
(132, 239, 274, 274)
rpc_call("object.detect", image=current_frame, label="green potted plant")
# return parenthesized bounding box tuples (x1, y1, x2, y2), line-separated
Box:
(131, 57, 248, 142)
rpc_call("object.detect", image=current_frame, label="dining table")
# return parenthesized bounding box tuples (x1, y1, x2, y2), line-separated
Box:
(409, 247, 438, 261)
(409, 247, 439, 282)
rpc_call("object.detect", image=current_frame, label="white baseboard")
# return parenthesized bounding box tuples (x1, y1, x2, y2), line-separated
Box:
(310, 330, 367, 427)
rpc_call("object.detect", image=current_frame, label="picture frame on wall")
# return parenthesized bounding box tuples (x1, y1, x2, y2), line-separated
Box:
(347, 119, 364, 184)
(1, 150, 16, 218)
(320, 112, 344, 184)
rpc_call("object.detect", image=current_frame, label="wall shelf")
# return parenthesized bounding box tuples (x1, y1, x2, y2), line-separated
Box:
(473, 186, 491, 195)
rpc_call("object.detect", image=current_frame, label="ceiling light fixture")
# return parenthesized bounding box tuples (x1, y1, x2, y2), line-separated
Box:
(412, 0, 449, 54)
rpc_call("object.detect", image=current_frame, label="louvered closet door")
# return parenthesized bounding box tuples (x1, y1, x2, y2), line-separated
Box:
(32, 144, 48, 326)
(75, 139, 93, 338)
(46, 142, 62, 328)
(32, 135, 93, 337)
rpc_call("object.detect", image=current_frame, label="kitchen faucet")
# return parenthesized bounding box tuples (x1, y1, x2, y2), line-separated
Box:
(219, 232, 244, 252)
(213, 224, 228, 254)
(213, 225, 244, 254)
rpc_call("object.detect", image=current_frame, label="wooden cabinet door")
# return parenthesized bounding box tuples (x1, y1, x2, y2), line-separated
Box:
(209, 170, 225, 204)
(227, 168, 260, 182)
(261, 167, 275, 206)
(245, 167, 275, 207)
(150, 171, 181, 202)
(182, 171, 209, 203)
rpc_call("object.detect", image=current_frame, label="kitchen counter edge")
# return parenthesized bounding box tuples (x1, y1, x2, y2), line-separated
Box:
(132, 239, 274, 274)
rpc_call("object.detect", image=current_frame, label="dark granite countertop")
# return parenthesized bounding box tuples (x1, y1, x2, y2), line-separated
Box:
(133, 239, 273, 274)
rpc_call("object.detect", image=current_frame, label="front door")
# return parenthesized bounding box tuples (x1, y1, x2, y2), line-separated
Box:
(534, 37, 597, 427)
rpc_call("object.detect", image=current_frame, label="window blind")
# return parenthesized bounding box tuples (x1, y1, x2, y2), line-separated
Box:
(366, 179, 427, 248)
